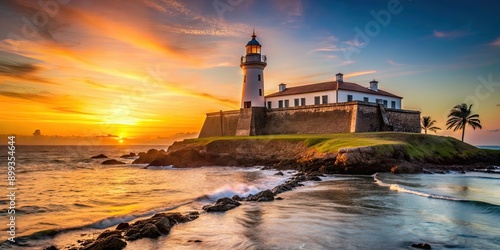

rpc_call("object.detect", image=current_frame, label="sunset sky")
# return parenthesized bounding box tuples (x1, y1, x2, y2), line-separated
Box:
(0, 0, 499, 145)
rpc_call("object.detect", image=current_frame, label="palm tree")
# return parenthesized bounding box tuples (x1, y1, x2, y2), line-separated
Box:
(421, 116, 441, 134)
(446, 103, 482, 142)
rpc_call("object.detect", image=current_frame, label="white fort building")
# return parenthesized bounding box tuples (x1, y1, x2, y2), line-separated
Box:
(240, 32, 403, 110)
(199, 32, 419, 138)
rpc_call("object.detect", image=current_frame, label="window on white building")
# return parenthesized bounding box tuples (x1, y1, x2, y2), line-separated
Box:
(267, 101, 272, 109)
(347, 95, 353, 102)
(278, 100, 283, 108)
(364, 97, 369, 102)
(258, 74, 261, 81)
(383, 100, 388, 107)
(322, 95, 328, 104)
(376, 98, 383, 104)
(391, 101, 396, 109)
(284, 100, 289, 108)
(294, 98, 299, 106)
(314, 96, 320, 105)
(301, 98, 306, 106)
(259, 89, 262, 96)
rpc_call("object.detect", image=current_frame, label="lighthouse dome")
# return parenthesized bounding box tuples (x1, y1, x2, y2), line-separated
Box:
(247, 36, 261, 46)
(246, 30, 261, 46)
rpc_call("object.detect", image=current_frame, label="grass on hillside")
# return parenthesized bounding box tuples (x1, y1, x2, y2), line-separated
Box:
(186, 132, 481, 158)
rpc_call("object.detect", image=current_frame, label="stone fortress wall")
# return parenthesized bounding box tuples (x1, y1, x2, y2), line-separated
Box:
(199, 101, 420, 138)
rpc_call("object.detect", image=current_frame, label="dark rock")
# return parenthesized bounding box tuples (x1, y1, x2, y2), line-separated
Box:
(154, 217, 172, 234)
(411, 243, 432, 249)
(124, 226, 140, 237)
(139, 223, 162, 239)
(79, 239, 94, 247)
(82, 235, 126, 250)
(101, 159, 126, 165)
(126, 233, 140, 241)
(272, 184, 291, 194)
(274, 171, 284, 176)
(43, 246, 58, 250)
(245, 189, 275, 202)
(276, 197, 283, 200)
(186, 211, 200, 221)
(203, 197, 241, 212)
(460, 170, 466, 174)
(96, 230, 122, 240)
(305, 176, 322, 181)
(232, 195, 242, 201)
(188, 240, 203, 243)
(115, 222, 129, 230)
(164, 212, 197, 223)
(148, 149, 209, 168)
(132, 149, 165, 164)
(91, 154, 107, 159)
(120, 153, 136, 158)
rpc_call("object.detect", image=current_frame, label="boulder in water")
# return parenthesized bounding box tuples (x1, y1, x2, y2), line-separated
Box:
(120, 153, 136, 159)
(139, 223, 162, 239)
(82, 234, 126, 250)
(115, 223, 129, 230)
(411, 243, 432, 249)
(132, 149, 165, 164)
(245, 189, 275, 202)
(203, 197, 241, 212)
(101, 159, 126, 165)
(123, 212, 198, 241)
(91, 154, 108, 159)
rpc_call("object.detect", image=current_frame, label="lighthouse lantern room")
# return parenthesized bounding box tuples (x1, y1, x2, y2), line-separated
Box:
(240, 31, 267, 108)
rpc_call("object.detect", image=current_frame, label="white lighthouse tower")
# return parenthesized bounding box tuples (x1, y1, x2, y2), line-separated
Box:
(240, 31, 267, 108)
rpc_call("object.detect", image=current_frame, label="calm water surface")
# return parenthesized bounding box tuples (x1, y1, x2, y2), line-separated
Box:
(0, 145, 499, 249)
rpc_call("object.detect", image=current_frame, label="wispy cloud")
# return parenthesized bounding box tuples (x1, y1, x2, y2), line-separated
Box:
(273, 0, 304, 24)
(341, 60, 355, 66)
(490, 38, 500, 46)
(488, 129, 500, 133)
(0, 90, 94, 115)
(387, 59, 405, 67)
(0, 59, 59, 85)
(311, 45, 344, 53)
(433, 30, 471, 39)
(344, 70, 376, 78)
(344, 40, 365, 47)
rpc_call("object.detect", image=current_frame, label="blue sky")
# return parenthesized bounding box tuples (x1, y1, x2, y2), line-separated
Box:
(0, 0, 499, 145)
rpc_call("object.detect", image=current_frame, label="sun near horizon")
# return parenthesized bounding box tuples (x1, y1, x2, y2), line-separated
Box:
(0, 0, 499, 145)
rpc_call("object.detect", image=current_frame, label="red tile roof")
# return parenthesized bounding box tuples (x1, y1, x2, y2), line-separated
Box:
(265, 81, 402, 99)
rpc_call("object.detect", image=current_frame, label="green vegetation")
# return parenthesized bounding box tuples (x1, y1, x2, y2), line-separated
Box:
(446, 103, 482, 142)
(421, 116, 441, 134)
(188, 132, 478, 155)
(186, 133, 401, 151)
(179, 132, 499, 165)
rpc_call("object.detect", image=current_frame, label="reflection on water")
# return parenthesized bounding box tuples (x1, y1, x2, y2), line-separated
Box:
(0, 146, 499, 249)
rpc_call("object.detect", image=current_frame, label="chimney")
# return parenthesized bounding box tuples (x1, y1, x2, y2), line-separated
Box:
(336, 73, 343, 82)
(279, 83, 286, 92)
(369, 79, 378, 92)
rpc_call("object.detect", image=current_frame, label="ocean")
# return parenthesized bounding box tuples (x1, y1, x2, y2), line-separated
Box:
(1, 145, 499, 249)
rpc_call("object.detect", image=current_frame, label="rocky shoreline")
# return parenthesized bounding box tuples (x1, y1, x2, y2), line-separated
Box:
(130, 134, 500, 175)
(43, 171, 323, 250)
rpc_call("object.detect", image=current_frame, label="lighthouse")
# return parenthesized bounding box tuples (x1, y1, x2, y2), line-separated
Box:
(240, 31, 267, 108)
